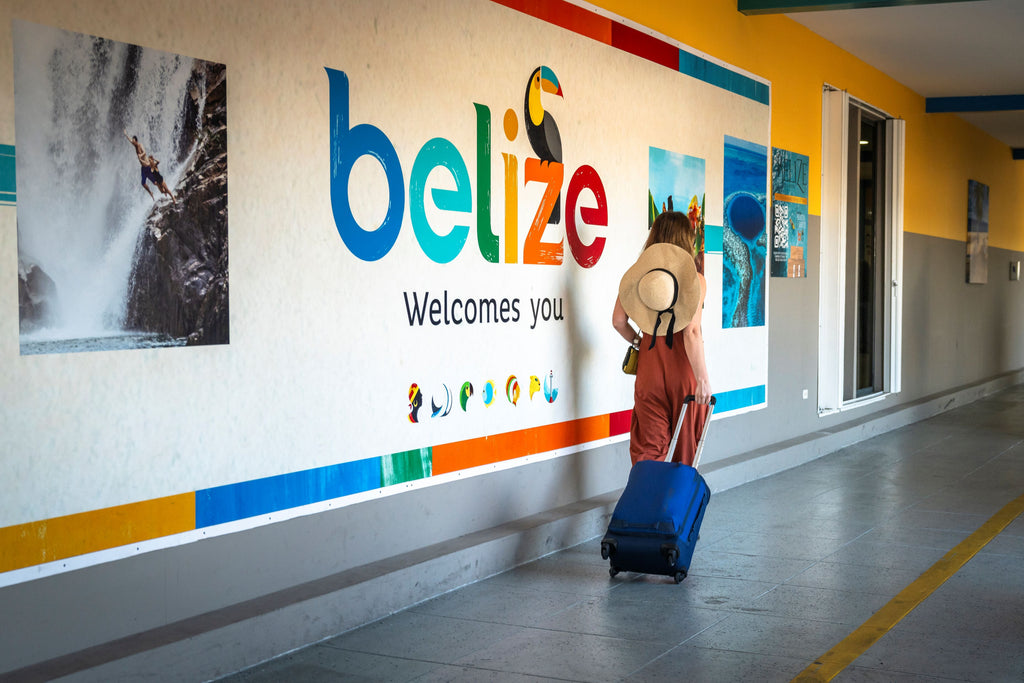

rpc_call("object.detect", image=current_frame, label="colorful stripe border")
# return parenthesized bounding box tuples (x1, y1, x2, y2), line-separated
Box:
(491, 0, 769, 104)
(0, 396, 759, 574)
(1, 410, 634, 574)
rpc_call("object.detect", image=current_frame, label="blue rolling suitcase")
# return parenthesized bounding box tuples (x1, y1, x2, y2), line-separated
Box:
(600, 395, 715, 583)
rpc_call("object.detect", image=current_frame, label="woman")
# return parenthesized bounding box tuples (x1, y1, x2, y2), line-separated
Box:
(613, 211, 711, 466)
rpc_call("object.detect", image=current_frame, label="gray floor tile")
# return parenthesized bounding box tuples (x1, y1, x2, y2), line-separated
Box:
(853, 628, 1024, 681)
(835, 666, 960, 682)
(450, 628, 674, 683)
(740, 583, 891, 626)
(684, 612, 854, 661)
(687, 549, 816, 583)
(534, 595, 728, 642)
(485, 556, 623, 597)
(624, 644, 807, 682)
(785, 560, 925, 597)
(323, 611, 525, 664)
(409, 582, 586, 628)
(822, 539, 948, 572)
(410, 666, 568, 682)
(605, 572, 776, 611)
(701, 530, 854, 561)
(220, 646, 443, 682)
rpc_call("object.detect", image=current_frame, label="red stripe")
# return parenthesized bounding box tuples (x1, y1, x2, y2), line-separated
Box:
(609, 409, 632, 436)
(610, 21, 678, 70)
(490, 0, 613, 45)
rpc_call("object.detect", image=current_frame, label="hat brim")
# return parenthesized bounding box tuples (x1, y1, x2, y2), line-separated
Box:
(618, 243, 700, 336)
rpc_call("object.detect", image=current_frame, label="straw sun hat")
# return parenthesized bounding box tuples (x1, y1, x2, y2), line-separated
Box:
(618, 243, 700, 348)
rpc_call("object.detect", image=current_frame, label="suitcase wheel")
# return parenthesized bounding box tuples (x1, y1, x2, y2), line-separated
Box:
(662, 545, 679, 567)
(609, 566, 621, 578)
(600, 539, 616, 560)
(673, 569, 687, 584)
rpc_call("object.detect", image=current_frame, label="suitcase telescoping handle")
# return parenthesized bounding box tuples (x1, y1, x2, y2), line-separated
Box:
(667, 395, 716, 470)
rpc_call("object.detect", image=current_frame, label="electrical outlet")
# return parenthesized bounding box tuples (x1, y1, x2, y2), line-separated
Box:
(802, 389, 808, 399)
(1011, 261, 1021, 281)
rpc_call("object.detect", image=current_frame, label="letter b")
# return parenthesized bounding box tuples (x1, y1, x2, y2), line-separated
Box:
(327, 68, 404, 261)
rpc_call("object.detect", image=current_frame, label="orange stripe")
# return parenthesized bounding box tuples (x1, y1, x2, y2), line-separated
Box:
(0, 493, 195, 574)
(433, 414, 610, 475)
(773, 192, 808, 205)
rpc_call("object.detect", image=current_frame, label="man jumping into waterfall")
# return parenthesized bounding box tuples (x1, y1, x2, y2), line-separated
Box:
(123, 129, 175, 203)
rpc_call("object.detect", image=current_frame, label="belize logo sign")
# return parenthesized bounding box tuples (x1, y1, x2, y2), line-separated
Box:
(327, 66, 608, 267)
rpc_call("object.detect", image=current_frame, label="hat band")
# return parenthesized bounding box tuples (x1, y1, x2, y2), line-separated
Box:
(647, 268, 678, 349)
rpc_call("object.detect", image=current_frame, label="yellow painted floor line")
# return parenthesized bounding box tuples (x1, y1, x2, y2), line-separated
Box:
(793, 490, 1024, 683)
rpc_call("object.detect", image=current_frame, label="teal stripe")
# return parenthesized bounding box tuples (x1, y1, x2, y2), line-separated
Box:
(0, 144, 15, 202)
(704, 224, 723, 254)
(679, 50, 769, 105)
(715, 385, 766, 413)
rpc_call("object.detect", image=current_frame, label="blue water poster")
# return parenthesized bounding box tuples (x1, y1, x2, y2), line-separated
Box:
(770, 148, 809, 278)
(722, 136, 768, 328)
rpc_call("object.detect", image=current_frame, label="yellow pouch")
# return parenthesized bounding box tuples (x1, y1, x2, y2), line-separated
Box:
(622, 345, 638, 375)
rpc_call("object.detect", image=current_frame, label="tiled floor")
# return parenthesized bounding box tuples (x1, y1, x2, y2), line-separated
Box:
(221, 387, 1024, 682)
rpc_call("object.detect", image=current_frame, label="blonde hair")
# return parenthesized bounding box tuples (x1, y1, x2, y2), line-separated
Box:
(644, 211, 694, 255)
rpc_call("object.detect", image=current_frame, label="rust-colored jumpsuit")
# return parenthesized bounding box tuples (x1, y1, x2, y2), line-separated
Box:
(629, 329, 709, 466)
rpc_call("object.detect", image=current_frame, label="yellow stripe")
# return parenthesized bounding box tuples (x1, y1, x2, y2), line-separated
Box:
(0, 493, 195, 574)
(773, 192, 808, 205)
(793, 491, 1024, 682)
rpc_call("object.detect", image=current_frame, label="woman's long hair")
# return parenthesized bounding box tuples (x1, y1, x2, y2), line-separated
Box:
(644, 211, 695, 255)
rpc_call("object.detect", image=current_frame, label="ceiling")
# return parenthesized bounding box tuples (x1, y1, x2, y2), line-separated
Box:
(739, 0, 1024, 153)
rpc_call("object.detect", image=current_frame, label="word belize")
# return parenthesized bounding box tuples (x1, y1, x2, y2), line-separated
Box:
(328, 65, 608, 267)
(404, 291, 563, 330)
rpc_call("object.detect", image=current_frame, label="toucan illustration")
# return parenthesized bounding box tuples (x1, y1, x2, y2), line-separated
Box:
(524, 66, 563, 223)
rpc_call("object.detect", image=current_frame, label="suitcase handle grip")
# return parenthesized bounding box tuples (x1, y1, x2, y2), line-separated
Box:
(670, 395, 716, 470)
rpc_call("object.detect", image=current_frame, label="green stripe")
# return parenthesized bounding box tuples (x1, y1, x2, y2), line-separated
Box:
(381, 447, 433, 487)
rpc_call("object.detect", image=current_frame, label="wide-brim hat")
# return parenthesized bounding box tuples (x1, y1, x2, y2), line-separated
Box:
(618, 243, 700, 341)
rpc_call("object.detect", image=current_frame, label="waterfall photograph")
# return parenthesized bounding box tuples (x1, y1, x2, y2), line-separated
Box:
(14, 21, 228, 355)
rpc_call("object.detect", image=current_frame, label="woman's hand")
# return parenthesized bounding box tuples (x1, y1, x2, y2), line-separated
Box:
(693, 377, 712, 405)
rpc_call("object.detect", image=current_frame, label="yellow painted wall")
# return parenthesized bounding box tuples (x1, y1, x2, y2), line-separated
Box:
(591, 0, 1024, 251)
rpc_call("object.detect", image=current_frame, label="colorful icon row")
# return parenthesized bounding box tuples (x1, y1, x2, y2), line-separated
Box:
(408, 371, 559, 423)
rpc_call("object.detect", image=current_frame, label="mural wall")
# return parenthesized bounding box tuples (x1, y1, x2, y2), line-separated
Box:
(0, 0, 769, 581)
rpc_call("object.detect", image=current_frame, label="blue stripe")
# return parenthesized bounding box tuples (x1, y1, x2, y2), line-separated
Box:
(195, 457, 383, 528)
(679, 50, 769, 105)
(715, 385, 766, 413)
